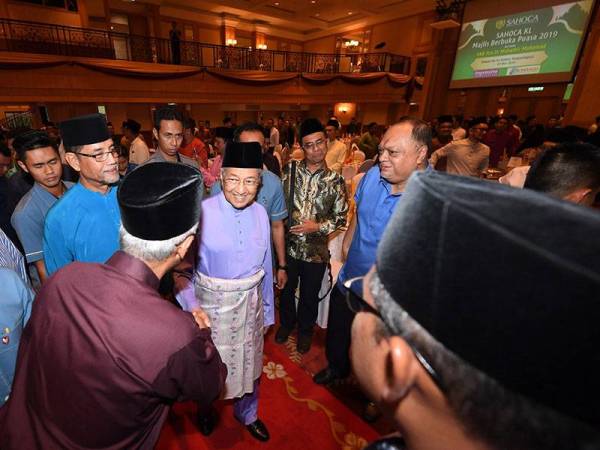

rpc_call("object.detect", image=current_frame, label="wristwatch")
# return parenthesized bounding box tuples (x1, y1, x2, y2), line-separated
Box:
(277, 265, 288, 272)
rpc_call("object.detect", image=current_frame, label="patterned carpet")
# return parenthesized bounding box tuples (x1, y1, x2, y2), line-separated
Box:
(156, 328, 383, 449)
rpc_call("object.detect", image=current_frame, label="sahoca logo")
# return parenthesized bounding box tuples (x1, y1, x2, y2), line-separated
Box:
(496, 19, 506, 30)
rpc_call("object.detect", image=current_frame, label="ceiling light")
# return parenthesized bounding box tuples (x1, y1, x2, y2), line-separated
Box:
(311, 0, 316, 3)
(347, 11, 353, 15)
(274, 2, 279, 5)
(315, 13, 320, 16)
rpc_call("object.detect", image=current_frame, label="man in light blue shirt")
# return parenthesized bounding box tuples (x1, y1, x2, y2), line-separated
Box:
(212, 122, 288, 289)
(43, 114, 120, 275)
(0, 267, 34, 405)
(11, 131, 73, 285)
(313, 118, 431, 386)
(0, 227, 33, 405)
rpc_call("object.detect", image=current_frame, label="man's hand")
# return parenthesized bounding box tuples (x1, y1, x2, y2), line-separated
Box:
(191, 308, 211, 329)
(289, 219, 320, 235)
(276, 269, 288, 289)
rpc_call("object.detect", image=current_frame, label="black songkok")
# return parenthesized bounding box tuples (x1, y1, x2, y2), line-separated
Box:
(215, 126, 234, 141)
(375, 170, 600, 428)
(299, 118, 324, 141)
(123, 119, 141, 134)
(60, 113, 110, 148)
(118, 162, 203, 241)
(222, 142, 263, 169)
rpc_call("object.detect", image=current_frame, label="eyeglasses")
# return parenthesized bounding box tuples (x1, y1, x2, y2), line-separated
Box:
(77, 149, 119, 162)
(343, 276, 443, 389)
(303, 139, 326, 151)
(223, 177, 260, 187)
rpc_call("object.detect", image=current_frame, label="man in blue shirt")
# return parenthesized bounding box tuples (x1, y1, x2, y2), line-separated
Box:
(11, 131, 73, 285)
(0, 267, 34, 406)
(313, 117, 431, 386)
(212, 122, 289, 290)
(0, 227, 33, 405)
(43, 113, 120, 275)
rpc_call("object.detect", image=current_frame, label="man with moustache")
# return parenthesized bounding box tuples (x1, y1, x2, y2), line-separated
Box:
(176, 142, 274, 441)
(43, 113, 121, 275)
(314, 118, 430, 386)
(277, 118, 348, 354)
(11, 131, 73, 284)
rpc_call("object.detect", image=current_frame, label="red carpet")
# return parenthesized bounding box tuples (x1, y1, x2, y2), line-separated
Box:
(156, 337, 380, 449)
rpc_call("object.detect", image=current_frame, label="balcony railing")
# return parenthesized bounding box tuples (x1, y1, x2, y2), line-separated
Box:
(0, 18, 411, 74)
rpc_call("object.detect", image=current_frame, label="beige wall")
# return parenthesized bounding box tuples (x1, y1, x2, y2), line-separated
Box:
(370, 16, 420, 55)
(303, 36, 336, 54)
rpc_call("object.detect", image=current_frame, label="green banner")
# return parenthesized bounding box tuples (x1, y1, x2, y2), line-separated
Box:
(451, 1, 593, 82)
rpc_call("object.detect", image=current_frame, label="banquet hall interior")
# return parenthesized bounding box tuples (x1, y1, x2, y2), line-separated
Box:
(1, 0, 599, 448)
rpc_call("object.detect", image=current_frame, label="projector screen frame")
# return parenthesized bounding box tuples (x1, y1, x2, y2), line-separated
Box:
(448, 0, 597, 89)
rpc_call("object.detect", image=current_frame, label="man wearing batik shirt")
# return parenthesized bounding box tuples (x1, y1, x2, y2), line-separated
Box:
(0, 162, 226, 449)
(176, 142, 273, 442)
(277, 118, 348, 354)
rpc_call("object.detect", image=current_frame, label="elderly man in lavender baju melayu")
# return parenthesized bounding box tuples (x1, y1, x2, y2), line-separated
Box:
(175, 141, 274, 443)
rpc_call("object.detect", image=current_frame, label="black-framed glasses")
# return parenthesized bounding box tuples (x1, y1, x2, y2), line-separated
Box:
(343, 276, 443, 390)
(77, 149, 119, 162)
(303, 138, 326, 151)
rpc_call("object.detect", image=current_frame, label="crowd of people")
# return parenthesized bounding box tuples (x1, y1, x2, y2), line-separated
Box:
(0, 105, 599, 450)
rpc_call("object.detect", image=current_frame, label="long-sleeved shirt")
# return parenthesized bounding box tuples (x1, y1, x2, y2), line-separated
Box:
(43, 183, 120, 275)
(0, 268, 34, 406)
(176, 192, 275, 326)
(0, 251, 226, 449)
(430, 138, 490, 177)
(282, 160, 348, 263)
(0, 228, 28, 286)
(483, 129, 519, 167)
(325, 139, 347, 173)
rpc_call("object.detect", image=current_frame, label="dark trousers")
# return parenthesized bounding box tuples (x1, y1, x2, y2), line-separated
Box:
(280, 256, 326, 336)
(325, 284, 355, 377)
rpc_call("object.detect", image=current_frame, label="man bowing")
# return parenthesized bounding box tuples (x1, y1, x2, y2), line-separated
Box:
(0, 162, 226, 449)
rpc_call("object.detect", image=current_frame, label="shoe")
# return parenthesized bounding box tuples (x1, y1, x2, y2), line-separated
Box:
(274, 327, 290, 344)
(362, 401, 381, 423)
(313, 367, 341, 385)
(246, 419, 270, 442)
(297, 334, 312, 354)
(197, 410, 217, 436)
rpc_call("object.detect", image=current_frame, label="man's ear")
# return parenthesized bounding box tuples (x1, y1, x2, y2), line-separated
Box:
(152, 128, 159, 142)
(381, 336, 421, 403)
(175, 234, 196, 259)
(416, 146, 428, 166)
(64, 152, 81, 173)
(17, 160, 29, 174)
(563, 187, 592, 206)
